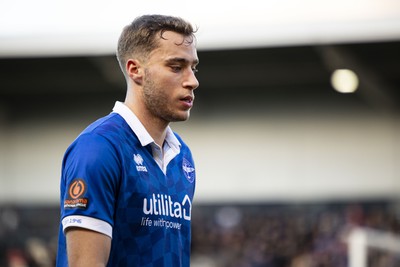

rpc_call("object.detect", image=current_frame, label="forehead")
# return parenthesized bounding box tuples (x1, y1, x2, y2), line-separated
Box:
(150, 31, 198, 63)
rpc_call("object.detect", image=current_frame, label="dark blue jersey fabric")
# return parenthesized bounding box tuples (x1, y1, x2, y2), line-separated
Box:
(56, 113, 196, 267)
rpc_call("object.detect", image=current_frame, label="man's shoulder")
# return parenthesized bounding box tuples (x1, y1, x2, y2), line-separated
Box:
(83, 113, 125, 134)
(63, 113, 137, 164)
(71, 113, 137, 149)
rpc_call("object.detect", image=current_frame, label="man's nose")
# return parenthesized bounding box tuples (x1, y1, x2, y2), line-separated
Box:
(183, 70, 199, 90)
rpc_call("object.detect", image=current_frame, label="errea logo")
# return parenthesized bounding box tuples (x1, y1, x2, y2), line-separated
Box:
(133, 154, 148, 172)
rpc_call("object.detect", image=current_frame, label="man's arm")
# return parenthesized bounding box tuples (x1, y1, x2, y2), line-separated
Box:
(66, 227, 111, 267)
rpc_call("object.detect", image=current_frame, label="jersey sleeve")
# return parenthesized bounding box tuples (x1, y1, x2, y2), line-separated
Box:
(60, 132, 121, 237)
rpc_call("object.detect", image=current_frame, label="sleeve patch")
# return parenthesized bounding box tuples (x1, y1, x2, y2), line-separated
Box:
(64, 178, 89, 209)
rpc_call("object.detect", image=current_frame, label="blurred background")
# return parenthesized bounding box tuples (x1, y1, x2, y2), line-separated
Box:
(1, 0, 400, 266)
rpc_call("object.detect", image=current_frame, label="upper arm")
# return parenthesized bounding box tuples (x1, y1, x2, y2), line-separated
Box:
(61, 133, 120, 234)
(66, 227, 111, 267)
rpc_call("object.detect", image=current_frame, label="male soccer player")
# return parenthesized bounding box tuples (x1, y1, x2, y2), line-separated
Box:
(56, 14, 199, 267)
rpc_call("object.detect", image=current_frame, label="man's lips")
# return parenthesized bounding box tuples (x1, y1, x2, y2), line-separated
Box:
(180, 96, 194, 108)
(181, 95, 194, 103)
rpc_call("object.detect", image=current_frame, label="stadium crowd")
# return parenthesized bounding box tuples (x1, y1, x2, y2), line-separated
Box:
(0, 201, 399, 267)
(191, 201, 400, 267)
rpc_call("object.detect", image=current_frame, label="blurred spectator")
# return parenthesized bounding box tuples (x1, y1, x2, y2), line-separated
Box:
(1, 201, 400, 266)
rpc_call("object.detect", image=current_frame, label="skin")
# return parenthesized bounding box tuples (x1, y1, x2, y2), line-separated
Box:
(66, 228, 111, 267)
(65, 31, 199, 266)
(124, 30, 199, 146)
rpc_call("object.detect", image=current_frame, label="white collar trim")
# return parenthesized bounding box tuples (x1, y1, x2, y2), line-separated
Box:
(112, 101, 181, 149)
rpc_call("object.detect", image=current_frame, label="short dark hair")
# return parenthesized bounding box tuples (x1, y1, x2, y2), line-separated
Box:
(116, 14, 196, 75)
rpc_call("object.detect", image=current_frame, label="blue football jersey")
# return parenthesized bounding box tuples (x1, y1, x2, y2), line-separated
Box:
(56, 111, 196, 267)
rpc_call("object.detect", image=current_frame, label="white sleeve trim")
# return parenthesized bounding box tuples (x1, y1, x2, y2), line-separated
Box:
(62, 215, 113, 238)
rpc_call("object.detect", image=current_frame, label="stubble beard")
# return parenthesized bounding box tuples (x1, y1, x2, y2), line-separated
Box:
(142, 71, 190, 123)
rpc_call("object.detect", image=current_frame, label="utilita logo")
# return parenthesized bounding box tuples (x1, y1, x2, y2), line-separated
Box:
(143, 194, 192, 221)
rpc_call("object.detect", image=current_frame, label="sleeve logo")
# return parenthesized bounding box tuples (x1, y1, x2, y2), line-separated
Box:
(64, 178, 89, 209)
(69, 178, 86, 199)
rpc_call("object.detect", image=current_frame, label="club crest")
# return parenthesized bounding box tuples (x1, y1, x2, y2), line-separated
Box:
(182, 158, 195, 183)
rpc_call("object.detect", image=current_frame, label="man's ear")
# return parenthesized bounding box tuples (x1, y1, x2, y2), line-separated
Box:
(126, 59, 143, 85)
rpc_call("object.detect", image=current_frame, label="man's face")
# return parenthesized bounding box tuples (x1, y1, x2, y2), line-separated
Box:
(141, 31, 199, 123)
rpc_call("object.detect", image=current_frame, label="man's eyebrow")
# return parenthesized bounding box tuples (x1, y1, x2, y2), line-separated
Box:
(165, 57, 199, 65)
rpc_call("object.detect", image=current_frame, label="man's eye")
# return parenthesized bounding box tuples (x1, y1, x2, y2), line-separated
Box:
(192, 68, 198, 74)
(171, 66, 182, 72)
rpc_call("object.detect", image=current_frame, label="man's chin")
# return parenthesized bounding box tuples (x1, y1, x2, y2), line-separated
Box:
(169, 112, 190, 122)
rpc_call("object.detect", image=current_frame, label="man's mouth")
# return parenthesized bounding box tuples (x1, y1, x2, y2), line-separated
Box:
(181, 96, 194, 103)
(180, 96, 194, 108)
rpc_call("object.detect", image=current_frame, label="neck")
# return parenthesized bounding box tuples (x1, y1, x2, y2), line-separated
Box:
(124, 97, 168, 147)
(142, 116, 169, 147)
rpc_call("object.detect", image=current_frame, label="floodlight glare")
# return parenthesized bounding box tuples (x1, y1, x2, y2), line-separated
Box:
(331, 69, 359, 93)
